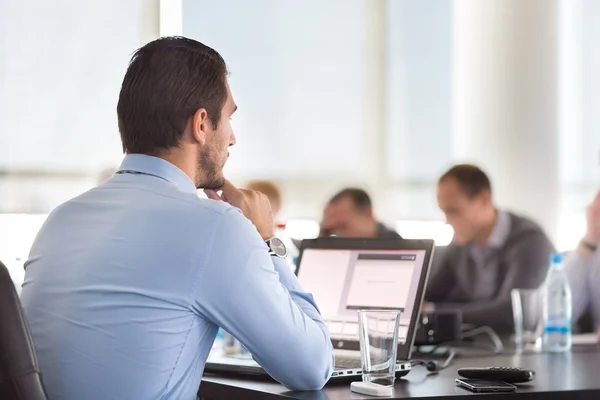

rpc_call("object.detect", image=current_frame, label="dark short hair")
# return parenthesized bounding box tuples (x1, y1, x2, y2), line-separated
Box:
(117, 36, 228, 155)
(329, 188, 372, 211)
(439, 164, 492, 198)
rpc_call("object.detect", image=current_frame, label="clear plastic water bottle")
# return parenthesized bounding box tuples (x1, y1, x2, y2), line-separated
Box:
(542, 253, 572, 352)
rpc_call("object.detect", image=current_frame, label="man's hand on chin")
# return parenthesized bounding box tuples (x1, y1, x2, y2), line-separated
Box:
(205, 180, 275, 240)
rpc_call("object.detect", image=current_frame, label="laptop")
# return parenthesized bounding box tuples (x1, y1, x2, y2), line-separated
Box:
(205, 237, 435, 381)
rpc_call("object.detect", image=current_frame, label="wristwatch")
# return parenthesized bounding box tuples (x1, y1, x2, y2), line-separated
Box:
(265, 237, 288, 258)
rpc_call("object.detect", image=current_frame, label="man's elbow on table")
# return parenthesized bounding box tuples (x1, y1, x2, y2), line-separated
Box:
(283, 349, 334, 391)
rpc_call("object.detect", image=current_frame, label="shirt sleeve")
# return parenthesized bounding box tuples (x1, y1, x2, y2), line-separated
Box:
(190, 207, 334, 391)
(565, 249, 595, 323)
(587, 250, 600, 328)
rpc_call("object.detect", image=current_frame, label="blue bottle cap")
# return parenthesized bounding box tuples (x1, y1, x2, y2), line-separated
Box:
(550, 253, 564, 264)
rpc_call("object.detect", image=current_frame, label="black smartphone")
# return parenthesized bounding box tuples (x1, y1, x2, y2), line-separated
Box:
(455, 378, 517, 393)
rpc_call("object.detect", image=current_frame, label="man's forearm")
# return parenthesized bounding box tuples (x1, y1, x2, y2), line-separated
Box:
(272, 257, 329, 328)
(197, 210, 334, 391)
(264, 257, 333, 389)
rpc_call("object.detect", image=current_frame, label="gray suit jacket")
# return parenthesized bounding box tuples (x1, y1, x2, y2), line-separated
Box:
(425, 212, 555, 333)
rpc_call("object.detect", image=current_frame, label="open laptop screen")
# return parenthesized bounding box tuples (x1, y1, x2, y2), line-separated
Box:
(297, 248, 427, 345)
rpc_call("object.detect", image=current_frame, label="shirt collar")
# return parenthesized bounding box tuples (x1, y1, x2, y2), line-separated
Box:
(486, 209, 511, 249)
(118, 154, 198, 195)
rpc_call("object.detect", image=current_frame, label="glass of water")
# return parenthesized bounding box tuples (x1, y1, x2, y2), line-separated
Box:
(358, 310, 401, 386)
(511, 288, 543, 353)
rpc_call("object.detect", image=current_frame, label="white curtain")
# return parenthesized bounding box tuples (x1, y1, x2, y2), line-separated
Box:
(0, 0, 158, 172)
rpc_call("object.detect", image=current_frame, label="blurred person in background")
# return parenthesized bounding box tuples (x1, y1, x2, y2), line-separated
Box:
(245, 179, 283, 223)
(245, 179, 299, 264)
(566, 191, 600, 339)
(97, 167, 117, 184)
(319, 188, 400, 238)
(425, 164, 555, 333)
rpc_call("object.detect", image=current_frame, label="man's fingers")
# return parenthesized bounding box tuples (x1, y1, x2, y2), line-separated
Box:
(221, 179, 236, 191)
(205, 180, 241, 205)
(220, 179, 241, 199)
(204, 189, 222, 201)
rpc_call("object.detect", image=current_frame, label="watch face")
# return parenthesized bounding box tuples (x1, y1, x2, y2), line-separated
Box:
(269, 237, 288, 258)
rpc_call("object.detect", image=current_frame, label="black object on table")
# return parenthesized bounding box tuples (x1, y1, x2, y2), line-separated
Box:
(457, 366, 535, 383)
(199, 346, 600, 399)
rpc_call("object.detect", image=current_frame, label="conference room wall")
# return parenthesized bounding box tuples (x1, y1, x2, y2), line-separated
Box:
(0, 0, 598, 253)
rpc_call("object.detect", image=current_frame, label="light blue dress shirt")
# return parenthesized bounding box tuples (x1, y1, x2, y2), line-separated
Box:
(566, 247, 600, 329)
(20, 154, 334, 400)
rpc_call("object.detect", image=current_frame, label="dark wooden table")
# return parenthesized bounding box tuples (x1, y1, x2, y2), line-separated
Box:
(199, 346, 600, 399)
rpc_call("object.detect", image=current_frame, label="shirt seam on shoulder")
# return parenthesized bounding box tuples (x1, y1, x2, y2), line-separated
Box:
(100, 185, 229, 216)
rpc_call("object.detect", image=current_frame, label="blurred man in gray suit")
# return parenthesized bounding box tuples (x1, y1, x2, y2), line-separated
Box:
(425, 164, 555, 333)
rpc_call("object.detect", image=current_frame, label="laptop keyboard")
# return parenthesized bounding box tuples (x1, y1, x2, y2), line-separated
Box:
(335, 356, 361, 370)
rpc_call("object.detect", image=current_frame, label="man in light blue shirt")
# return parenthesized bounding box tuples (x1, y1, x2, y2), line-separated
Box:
(20, 36, 334, 400)
(566, 191, 600, 337)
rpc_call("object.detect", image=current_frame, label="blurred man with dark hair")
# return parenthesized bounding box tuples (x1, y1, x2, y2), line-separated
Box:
(20, 37, 333, 399)
(319, 188, 400, 238)
(425, 164, 554, 333)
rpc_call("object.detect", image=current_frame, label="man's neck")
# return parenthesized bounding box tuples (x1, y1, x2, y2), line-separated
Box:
(157, 150, 197, 186)
(474, 209, 498, 247)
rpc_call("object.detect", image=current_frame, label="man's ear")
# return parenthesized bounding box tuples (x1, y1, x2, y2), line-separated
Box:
(356, 206, 373, 218)
(191, 108, 209, 146)
(478, 190, 493, 206)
